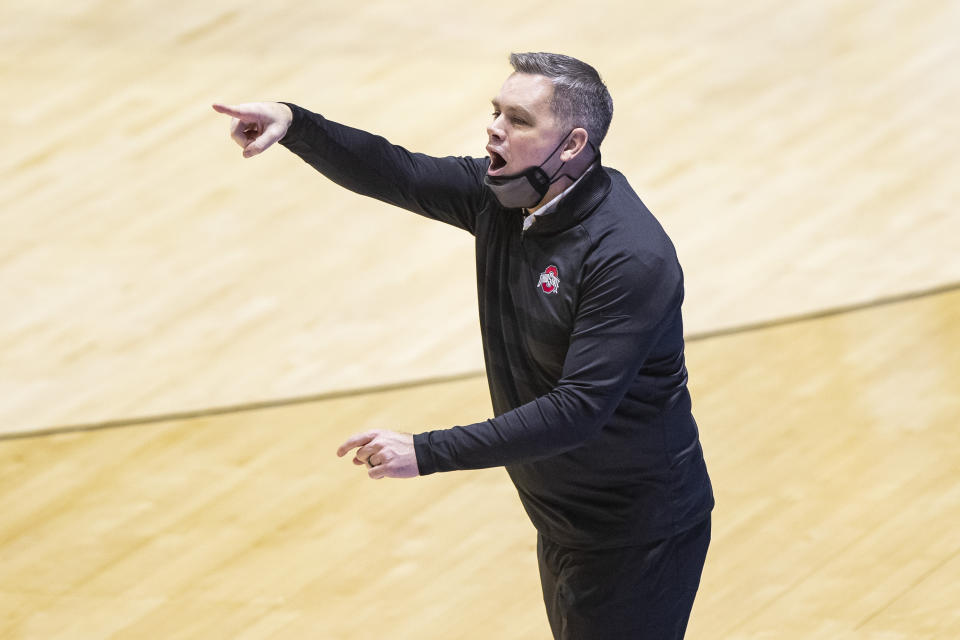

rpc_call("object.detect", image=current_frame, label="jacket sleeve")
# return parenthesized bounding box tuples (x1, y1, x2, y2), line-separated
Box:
(414, 248, 684, 473)
(279, 103, 489, 234)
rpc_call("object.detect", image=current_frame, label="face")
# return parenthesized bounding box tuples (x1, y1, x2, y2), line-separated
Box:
(486, 73, 566, 177)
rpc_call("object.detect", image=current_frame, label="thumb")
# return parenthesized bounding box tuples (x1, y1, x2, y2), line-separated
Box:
(337, 431, 377, 457)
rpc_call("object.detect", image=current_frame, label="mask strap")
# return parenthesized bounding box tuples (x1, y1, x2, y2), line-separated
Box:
(546, 139, 599, 184)
(542, 132, 574, 182)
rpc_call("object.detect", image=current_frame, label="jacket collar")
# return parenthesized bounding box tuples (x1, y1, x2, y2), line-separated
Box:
(521, 162, 612, 236)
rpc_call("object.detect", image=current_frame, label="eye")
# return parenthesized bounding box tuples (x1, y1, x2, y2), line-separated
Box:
(491, 110, 501, 119)
(511, 117, 527, 126)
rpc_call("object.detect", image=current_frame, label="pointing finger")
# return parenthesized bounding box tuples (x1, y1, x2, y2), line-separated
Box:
(212, 103, 253, 120)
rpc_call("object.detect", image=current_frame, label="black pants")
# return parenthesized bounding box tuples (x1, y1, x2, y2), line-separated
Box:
(537, 516, 711, 640)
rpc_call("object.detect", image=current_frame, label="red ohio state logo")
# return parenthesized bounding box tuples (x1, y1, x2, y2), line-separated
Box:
(537, 265, 560, 295)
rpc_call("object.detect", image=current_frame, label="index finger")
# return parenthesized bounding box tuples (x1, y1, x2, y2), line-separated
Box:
(212, 103, 253, 120)
(336, 432, 376, 457)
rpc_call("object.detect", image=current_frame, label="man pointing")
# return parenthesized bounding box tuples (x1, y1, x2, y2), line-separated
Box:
(215, 52, 714, 639)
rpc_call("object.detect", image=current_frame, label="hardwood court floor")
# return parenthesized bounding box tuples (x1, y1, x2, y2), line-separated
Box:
(2, 287, 957, 639)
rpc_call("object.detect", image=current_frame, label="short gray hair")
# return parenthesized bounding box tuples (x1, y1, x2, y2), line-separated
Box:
(509, 52, 614, 146)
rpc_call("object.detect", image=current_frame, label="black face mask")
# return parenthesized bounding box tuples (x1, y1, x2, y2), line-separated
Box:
(483, 133, 597, 209)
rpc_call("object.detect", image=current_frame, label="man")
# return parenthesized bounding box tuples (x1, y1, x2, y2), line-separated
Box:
(214, 52, 714, 639)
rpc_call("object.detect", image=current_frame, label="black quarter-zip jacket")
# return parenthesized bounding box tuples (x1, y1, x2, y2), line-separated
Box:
(280, 104, 714, 548)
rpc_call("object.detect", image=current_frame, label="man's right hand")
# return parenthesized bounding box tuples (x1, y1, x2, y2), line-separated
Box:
(212, 102, 294, 158)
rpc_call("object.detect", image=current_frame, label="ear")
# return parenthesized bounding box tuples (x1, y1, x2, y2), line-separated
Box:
(560, 128, 590, 162)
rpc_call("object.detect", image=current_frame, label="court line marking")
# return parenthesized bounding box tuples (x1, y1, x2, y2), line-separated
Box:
(684, 280, 960, 342)
(3, 280, 958, 442)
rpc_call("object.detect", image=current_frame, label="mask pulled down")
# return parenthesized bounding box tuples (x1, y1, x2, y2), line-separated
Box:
(483, 133, 597, 209)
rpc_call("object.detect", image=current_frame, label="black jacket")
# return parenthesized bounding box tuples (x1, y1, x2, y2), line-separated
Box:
(280, 104, 714, 548)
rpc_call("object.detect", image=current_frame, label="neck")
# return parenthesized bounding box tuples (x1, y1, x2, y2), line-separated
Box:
(528, 175, 575, 213)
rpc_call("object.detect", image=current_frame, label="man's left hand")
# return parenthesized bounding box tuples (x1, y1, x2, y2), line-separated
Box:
(336, 430, 419, 479)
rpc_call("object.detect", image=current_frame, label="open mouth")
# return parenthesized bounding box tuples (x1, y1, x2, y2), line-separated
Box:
(487, 148, 507, 175)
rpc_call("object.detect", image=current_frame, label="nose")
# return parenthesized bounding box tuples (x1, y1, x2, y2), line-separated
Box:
(487, 116, 505, 143)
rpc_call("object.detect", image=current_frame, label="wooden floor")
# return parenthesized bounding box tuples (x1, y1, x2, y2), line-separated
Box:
(2, 289, 958, 638)
(1, 0, 959, 638)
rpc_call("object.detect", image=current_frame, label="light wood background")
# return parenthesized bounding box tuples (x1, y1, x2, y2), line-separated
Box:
(1, 0, 958, 638)
(2, 0, 958, 433)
